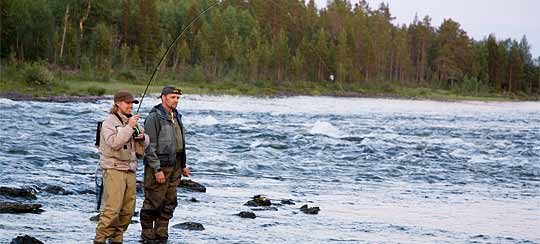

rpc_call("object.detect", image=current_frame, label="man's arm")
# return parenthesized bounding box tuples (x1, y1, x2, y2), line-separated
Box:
(144, 113, 161, 171)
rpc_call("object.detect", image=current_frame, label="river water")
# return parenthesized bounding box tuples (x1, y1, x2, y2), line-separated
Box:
(0, 95, 539, 243)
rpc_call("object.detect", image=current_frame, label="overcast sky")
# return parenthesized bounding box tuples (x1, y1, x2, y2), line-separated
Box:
(314, 0, 540, 58)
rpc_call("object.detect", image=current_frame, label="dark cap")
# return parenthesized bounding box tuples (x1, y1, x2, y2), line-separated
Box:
(114, 90, 139, 104)
(161, 85, 182, 96)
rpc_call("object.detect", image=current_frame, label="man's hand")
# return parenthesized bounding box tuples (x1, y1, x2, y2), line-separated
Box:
(155, 171, 165, 184)
(128, 113, 139, 128)
(182, 167, 190, 177)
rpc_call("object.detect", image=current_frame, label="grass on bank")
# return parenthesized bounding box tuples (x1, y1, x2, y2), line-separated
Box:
(0, 63, 535, 101)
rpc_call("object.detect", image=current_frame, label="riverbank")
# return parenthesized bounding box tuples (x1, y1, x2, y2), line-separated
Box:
(1, 68, 537, 102)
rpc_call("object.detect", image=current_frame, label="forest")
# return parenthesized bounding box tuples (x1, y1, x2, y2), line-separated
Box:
(1, 0, 539, 98)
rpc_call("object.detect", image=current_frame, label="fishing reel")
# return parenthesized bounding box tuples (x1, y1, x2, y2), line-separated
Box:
(133, 125, 141, 138)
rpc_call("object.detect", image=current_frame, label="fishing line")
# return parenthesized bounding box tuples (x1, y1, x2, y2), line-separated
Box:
(136, 0, 220, 114)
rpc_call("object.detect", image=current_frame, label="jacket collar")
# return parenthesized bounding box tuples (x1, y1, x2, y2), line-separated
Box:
(153, 104, 182, 121)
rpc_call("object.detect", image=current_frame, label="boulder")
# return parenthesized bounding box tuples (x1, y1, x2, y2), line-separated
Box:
(300, 204, 320, 214)
(244, 195, 271, 207)
(238, 211, 256, 219)
(178, 179, 206, 192)
(0, 187, 37, 200)
(10, 235, 44, 244)
(172, 222, 205, 231)
(0, 202, 43, 214)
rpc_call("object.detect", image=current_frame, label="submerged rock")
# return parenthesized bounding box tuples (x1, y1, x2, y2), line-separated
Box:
(280, 199, 295, 205)
(42, 185, 73, 195)
(189, 197, 199, 202)
(244, 195, 271, 207)
(300, 204, 320, 214)
(178, 179, 206, 192)
(0, 202, 43, 214)
(10, 235, 44, 244)
(251, 206, 278, 211)
(238, 211, 256, 219)
(0, 187, 37, 200)
(75, 189, 96, 195)
(89, 214, 100, 222)
(136, 180, 144, 194)
(172, 222, 205, 231)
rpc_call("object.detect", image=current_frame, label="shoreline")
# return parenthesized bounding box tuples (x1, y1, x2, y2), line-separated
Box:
(0, 90, 537, 103)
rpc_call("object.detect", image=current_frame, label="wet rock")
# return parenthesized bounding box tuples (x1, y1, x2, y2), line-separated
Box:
(10, 235, 44, 244)
(75, 189, 96, 195)
(189, 197, 199, 202)
(42, 185, 73, 195)
(0, 202, 43, 214)
(251, 206, 278, 211)
(280, 199, 295, 205)
(172, 222, 205, 231)
(136, 180, 144, 194)
(300, 204, 320, 214)
(178, 179, 206, 192)
(90, 214, 100, 222)
(244, 195, 271, 207)
(238, 211, 256, 219)
(0, 187, 37, 200)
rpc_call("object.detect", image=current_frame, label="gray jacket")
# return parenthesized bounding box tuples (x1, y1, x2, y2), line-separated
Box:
(144, 104, 186, 172)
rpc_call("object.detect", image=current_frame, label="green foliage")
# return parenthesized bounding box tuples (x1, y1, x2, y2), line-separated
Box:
(23, 63, 53, 86)
(86, 86, 107, 96)
(1, 0, 538, 98)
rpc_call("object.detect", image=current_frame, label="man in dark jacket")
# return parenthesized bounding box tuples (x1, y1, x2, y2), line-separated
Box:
(140, 85, 190, 243)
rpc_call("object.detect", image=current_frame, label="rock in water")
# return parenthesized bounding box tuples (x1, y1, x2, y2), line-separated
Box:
(251, 206, 278, 211)
(300, 204, 320, 214)
(172, 222, 205, 231)
(10, 235, 44, 244)
(178, 179, 206, 192)
(0, 202, 43, 214)
(42, 185, 73, 195)
(244, 195, 271, 206)
(238, 211, 256, 219)
(89, 214, 100, 222)
(280, 199, 295, 205)
(0, 187, 37, 200)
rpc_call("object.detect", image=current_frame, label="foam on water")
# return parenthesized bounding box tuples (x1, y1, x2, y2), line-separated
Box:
(0, 96, 539, 243)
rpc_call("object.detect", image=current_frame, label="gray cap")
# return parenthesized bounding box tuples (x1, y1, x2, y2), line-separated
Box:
(161, 85, 182, 96)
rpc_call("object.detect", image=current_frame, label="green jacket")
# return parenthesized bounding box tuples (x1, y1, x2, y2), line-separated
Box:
(143, 104, 186, 172)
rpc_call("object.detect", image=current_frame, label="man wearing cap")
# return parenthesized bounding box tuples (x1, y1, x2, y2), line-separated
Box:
(94, 90, 149, 244)
(140, 85, 190, 243)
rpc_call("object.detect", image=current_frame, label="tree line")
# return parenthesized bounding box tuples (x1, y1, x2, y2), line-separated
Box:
(2, 0, 539, 96)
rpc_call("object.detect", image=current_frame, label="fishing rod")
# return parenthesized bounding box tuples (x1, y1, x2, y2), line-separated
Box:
(134, 0, 333, 114)
(135, 0, 220, 114)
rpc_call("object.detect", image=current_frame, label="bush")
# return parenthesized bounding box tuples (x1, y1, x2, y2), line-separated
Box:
(118, 70, 137, 81)
(186, 65, 206, 82)
(23, 63, 53, 86)
(87, 86, 106, 96)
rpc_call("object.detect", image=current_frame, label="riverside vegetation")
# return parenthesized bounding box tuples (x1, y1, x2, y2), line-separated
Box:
(1, 0, 539, 100)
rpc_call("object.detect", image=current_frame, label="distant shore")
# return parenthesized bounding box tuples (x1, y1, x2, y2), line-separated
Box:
(1, 78, 538, 103)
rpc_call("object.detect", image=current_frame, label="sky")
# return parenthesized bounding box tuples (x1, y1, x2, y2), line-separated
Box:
(314, 0, 540, 58)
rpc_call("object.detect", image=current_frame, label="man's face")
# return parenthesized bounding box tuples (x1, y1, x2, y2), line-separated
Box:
(162, 94, 180, 110)
(117, 101, 134, 115)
